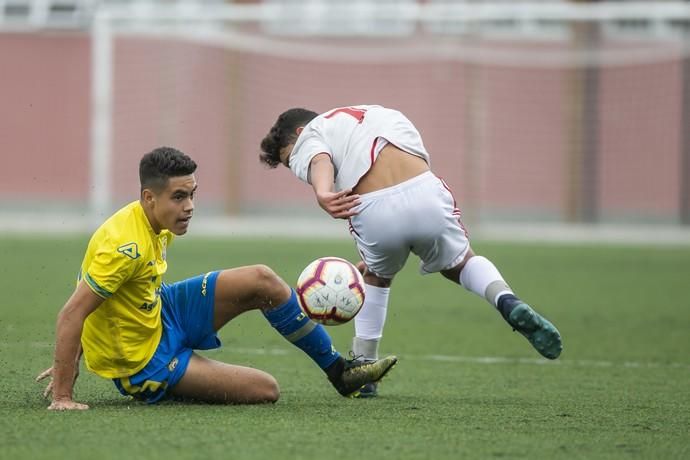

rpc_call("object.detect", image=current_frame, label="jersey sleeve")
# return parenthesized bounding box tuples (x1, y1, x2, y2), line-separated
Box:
(289, 133, 332, 185)
(84, 234, 140, 299)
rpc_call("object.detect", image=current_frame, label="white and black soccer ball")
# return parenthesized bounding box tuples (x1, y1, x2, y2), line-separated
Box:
(296, 257, 366, 325)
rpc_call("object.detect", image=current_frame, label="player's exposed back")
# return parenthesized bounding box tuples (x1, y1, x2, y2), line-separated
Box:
(36, 146, 396, 410)
(260, 105, 562, 397)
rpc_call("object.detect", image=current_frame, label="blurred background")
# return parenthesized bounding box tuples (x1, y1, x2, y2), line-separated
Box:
(1, 0, 689, 242)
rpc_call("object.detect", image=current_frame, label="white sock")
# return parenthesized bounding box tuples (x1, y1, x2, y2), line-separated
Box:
(352, 337, 380, 362)
(353, 284, 390, 360)
(458, 255, 513, 307)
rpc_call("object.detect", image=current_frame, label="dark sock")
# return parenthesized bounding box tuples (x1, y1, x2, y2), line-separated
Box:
(263, 289, 341, 370)
(497, 293, 521, 322)
(325, 356, 346, 382)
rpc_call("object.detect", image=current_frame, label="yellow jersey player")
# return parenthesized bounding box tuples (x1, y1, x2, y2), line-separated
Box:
(260, 106, 562, 397)
(37, 146, 396, 410)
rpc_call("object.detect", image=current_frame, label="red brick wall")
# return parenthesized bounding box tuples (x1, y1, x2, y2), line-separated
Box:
(0, 33, 90, 200)
(0, 32, 684, 223)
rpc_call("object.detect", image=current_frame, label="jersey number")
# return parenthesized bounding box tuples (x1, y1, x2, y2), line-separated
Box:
(324, 107, 367, 124)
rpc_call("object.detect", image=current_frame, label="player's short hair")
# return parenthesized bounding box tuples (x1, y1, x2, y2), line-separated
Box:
(260, 108, 318, 168)
(139, 146, 197, 192)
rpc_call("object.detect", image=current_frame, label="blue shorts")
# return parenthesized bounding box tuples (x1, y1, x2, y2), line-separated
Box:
(113, 271, 221, 404)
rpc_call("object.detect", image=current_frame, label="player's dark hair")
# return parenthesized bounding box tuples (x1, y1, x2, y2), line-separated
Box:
(259, 108, 318, 168)
(139, 146, 197, 192)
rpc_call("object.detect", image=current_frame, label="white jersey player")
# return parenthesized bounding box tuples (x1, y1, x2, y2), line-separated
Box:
(260, 105, 563, 397)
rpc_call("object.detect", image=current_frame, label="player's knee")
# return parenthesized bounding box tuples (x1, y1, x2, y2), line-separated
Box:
(441, 267, 461, 284)
(251, 264, 280, 287)
(249, 264, 289, 302)
(441, 248, 475, 284)
(266, 376, 280, 403)
(254, 374, 280, 403)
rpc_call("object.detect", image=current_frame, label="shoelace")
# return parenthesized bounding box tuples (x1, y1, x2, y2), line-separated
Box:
(347, 351, 365, 362)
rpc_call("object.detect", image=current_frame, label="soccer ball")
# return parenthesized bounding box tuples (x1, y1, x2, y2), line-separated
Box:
(296, 257, 366, 325)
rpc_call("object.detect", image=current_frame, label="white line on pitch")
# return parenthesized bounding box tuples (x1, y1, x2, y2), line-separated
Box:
(207, 347, 690, 370)
(7, 342, 689, 370)
(421, 354, 690, 370)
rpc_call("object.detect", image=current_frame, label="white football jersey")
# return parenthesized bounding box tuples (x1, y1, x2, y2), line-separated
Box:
(289, 105, 430, 191)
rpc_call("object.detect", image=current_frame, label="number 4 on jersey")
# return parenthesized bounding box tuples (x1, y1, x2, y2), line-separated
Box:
(325, 107, 367, 124)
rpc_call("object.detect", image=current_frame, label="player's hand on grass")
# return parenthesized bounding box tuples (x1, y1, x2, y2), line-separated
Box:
(36, 366, 56, 398)
(36, 366, 80, 399)
(47, 399, 89, 411)
(37, 367, 88, 410)
(315, 189, 361, 219)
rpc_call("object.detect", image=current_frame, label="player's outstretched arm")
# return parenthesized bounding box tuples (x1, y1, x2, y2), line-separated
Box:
(37, 281, 104, 410)
(309, 154, 360, 219)
(36, 343, 82, 398)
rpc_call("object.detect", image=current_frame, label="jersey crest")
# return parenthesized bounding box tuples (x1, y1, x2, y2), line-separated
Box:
(117, 242, 140, 260)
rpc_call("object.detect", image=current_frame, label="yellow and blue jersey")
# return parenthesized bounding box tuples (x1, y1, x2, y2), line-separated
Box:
(80, 200, 173, 379)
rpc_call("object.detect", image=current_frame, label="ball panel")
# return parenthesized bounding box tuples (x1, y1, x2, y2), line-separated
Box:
(295, 257, 366, 325)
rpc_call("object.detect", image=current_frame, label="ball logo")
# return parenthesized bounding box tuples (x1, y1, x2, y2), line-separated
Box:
(296, 257, 365, 325)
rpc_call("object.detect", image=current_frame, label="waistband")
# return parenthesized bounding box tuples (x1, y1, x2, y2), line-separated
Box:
(358, 170, 436, 202)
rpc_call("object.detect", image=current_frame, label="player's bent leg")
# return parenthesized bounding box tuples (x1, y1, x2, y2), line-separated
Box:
(211, 264, 398, 397)
(443, 251, 563, 360)
(440, 248, 475, 285)
(351, 263, 394, 398)
(212, 265, 292, 330)
(170, 353, 279, 404)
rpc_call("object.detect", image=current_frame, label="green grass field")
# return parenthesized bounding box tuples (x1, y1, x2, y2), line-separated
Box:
(1, 235, 688, 459)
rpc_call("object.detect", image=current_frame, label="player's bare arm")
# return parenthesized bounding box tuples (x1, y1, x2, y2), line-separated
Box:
(36, 343, 82, 399)
(309, 153, 360, 219)
(37, 280, 104, 410)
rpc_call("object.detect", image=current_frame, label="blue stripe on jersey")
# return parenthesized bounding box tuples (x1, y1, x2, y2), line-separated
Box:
(85, 272, 113, 299)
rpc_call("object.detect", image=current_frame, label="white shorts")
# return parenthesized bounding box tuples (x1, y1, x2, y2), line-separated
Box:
(348, 171, 470, 278)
